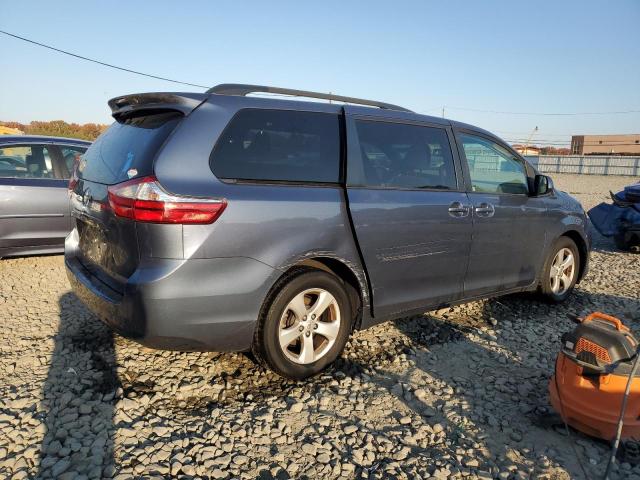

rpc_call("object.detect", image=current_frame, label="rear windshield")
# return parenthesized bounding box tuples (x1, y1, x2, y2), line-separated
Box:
(78, 111, 181, 184)
(210, 109, 340, 183)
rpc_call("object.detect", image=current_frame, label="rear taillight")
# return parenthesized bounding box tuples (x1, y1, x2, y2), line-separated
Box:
(107, 176, 226, 224)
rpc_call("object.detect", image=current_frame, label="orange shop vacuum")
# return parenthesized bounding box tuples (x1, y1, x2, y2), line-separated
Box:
(549, 312, 640, 480)
(549, 312, 640, 442)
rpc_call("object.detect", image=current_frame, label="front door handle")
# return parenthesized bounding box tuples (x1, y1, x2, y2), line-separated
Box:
(474, 202, 495, 218)
(448, 201, 470, 218)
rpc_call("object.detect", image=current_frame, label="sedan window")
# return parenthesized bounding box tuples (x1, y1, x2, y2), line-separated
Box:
(0, 144, 80, 179)
(0, 145, 53, 178)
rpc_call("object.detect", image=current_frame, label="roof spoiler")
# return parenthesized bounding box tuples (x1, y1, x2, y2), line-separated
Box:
(108, 92, 208, 120)
(207, 83, 412, 113)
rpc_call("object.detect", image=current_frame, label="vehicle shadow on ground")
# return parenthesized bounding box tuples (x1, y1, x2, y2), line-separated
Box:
(36, 292, 120, 479)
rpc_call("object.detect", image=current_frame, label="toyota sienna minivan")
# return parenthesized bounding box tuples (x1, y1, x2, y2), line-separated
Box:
(66, 84, 591, 379)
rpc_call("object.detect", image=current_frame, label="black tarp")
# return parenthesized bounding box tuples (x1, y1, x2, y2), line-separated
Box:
(588, 182, 640, 250)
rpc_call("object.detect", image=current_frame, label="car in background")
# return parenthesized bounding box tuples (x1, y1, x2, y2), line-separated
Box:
(0, 135, 90, 258)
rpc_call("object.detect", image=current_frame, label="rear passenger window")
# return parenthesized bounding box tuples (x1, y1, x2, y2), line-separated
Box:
(353, 120, 457, 190)
(210, 109, 340, 183)
(0, 145, 56, 179)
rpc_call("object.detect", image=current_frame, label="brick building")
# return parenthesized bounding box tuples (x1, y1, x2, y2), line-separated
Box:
(571, 134, 640, 155)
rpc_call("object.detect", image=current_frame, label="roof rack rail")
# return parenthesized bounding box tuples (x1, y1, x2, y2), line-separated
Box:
(207, 83, 412, 113)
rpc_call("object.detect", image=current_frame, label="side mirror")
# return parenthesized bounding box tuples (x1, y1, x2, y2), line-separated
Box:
(534, 174, 554, 196)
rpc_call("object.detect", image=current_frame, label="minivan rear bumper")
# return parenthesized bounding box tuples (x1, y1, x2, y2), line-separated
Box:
(65, 233, 278, 352)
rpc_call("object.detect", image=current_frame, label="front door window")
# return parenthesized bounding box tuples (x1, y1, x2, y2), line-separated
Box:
(459, 134, 528, 195)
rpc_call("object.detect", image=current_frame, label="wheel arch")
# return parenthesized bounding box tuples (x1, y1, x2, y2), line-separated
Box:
(280, 256, 368, 330)
(559, 229, 589, 283)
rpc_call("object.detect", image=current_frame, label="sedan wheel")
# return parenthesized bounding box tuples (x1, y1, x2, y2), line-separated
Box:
(540, 236, 580, 303)
(549, 247, 576, 295)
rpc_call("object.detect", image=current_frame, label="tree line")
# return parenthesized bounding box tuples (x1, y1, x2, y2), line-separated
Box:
(513, 144, 571, 155)
(0, 120, 108, 141)
(538, 146, 571, 155)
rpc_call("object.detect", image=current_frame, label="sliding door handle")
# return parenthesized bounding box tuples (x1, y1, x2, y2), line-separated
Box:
(448, 202, 470, 218)
(474, 203, 495, 217)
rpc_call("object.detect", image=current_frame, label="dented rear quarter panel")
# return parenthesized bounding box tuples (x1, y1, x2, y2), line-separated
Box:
(151, 95, 371, 323)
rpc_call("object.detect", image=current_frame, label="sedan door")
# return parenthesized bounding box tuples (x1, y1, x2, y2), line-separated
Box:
(0, 144, 71, 253)
(345, 114, 472, 319)
(455, 131, 548, 297)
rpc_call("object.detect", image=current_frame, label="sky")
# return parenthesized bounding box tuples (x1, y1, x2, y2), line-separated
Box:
(1, 0, 639, 147)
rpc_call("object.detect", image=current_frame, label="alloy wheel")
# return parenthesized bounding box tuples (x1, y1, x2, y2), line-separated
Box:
(278, 288, 341, 365)
(549, 247, 575, 295)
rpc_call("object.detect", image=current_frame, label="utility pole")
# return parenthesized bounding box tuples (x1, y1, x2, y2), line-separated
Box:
(525, 126, 539, 155)
(442, 106, 445, 118)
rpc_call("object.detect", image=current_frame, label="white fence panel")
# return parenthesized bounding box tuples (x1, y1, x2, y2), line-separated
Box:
(524, 156, 640, 176)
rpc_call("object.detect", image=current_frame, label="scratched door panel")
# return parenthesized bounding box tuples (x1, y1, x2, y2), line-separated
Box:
(347, 188, 472, 317)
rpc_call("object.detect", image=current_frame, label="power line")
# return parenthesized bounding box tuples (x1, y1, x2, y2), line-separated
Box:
(494, 130, 576, 137)
(2, 29, 638, 118)
(445, 105, 640, 116)
(503, 136, 572, 142)
(0, 30, 209, 89)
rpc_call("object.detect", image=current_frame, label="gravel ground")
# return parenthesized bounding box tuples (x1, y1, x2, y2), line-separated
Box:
(1, 173, 639, 480)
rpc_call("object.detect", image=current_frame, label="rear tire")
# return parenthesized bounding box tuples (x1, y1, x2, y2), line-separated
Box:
(252, 268, 352, 380)
(539, 236, 580, 303)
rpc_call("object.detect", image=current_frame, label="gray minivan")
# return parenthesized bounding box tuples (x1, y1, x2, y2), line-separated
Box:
(66, 84, 591, 379)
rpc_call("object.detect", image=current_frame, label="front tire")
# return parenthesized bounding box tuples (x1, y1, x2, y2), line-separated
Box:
(252, 268, 352, 380)
(539, 236, 580, 303)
